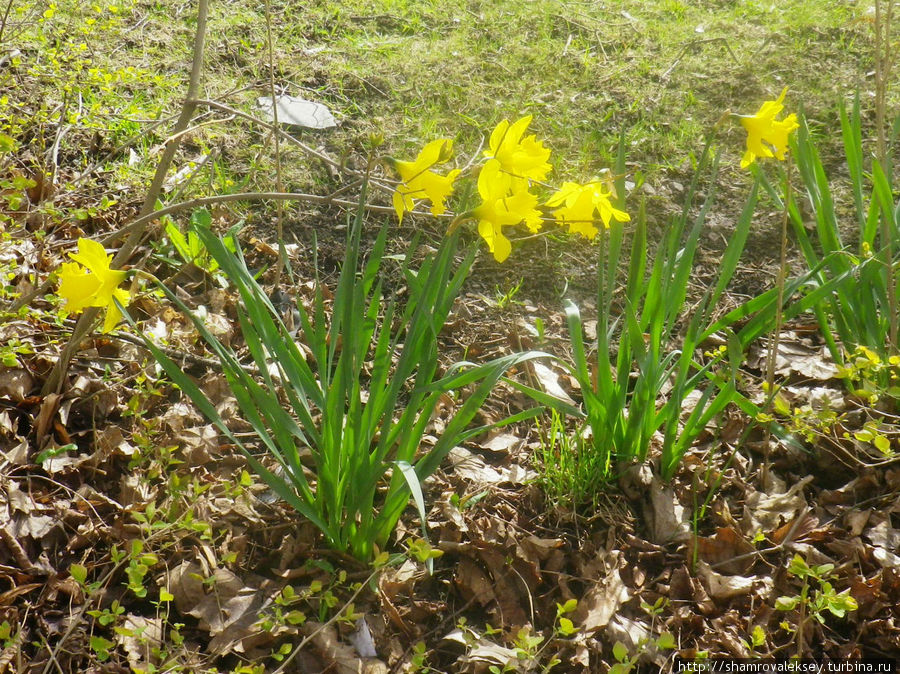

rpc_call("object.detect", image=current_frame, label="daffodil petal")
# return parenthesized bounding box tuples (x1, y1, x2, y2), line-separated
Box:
(487, 119, 511, 158)
(69, 238, 113, 272)
(478, 219, 511, 263)
(485, 115, 551, 184)
(58, 262, 101, 312)
(505, 115, 533, 147)
(392, 189, 408, 223)
(102, 298, 123, 333)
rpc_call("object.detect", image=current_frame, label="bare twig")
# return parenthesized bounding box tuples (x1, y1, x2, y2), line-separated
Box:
(263, 0, 286, 288)
(269, 567, 382, 674)
(0, 0, 14, 44)
(7, 190, 406, 317)
(661, 37, 741, 81)
(874, 0, 898, 352)
(41, 0, 210, 396)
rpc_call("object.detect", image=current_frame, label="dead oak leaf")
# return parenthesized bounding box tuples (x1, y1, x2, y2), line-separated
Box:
(574, 555, 631, 633)
(743, 475, 812, 533)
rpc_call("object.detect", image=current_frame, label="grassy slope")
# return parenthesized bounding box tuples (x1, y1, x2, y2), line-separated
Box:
(4, 0, 874, 230)
(277, 0, 870, 172)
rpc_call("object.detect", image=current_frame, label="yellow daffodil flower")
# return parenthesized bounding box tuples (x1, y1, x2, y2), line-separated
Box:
(471, 159, 542, 262)
(546, 179, 630, 240)
(483, 115, 551, 188)
(58, 238, 130, 333)
(738, 87, 799, 169)
(389, 138, 461, 222)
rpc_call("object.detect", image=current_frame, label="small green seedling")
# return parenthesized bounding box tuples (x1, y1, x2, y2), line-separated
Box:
(776, 554, 858, 622)
(776, 554, 858, 656)
(740, 624, 767, 655)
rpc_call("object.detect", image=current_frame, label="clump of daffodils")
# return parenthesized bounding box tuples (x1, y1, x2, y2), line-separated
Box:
(386, 115, 629, 263)
(382, 89, 799, 260)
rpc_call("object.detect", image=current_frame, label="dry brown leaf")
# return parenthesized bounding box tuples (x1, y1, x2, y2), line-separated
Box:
(0, 583, 42, 606)
(2, 439, 28, 466)
(40, 448, 92, 474)
(871, 547, 900, 570)
(864, 518, 900, 550)
(32, 393, 61, 449)
(645, 475, 691, 544)
(119, 473, 156, 506)
(693, 526, 755, 575)
(618, 462, 652, 501)
(171, 566, 273, 655)
(160, 401, 204, 432)
(379, 559, 423, 603)
(709, 610, 754, 657)
(447, 447, 503, 484)
(604, 614, 651, 654)
(749, 337, 838, 379)
(771, 510, 819, 545)
(477, 432, 522, 454)
(179, 424, 219, 465)
(198, 309, 234, 344)
(206, 588, 270, 654)
(69, 374, 121, 419)
(447, 447, 536, 486)
(443, 628, 517, 668)
(670, 565, 716, 615)
(531, 361, 577, 405)
(574, 554, 630, 633)
(378, 561, 422, 638)
(437, 492, 468, 534)
(695, 561, 763, 600)
(476, 546, 530, 626)
(0, 369, 33, 400)
(844, 510, 872, 537)
(784, 542, 836, 568)
(848, 575, 884, 614)
(454, 555, 496, 609)
(200, 373, 243, 425)
(301, 622, 388, 674)
(518, 535, 563, 564)
(94, 427, 137, 461)
(743, 475, 812, 533)
(164, 560, 207, 615)
(116, 615, 163, 670)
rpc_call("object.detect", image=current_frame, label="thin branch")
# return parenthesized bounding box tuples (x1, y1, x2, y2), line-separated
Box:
(7, 190, 406, 317)
(661, 37, 741, 81)
(263, 0, 286, 288)
(41, 0, 210, 396)
(269, 567, 381, 674)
